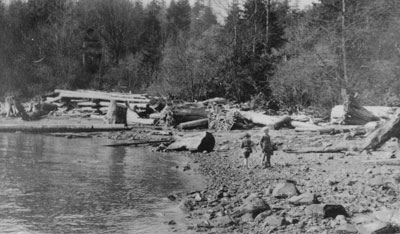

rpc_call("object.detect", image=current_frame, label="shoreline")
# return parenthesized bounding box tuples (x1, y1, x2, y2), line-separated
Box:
(2, 116, 400, 233)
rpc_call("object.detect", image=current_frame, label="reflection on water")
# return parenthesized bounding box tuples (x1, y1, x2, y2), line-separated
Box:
(0, 133, 194, 234)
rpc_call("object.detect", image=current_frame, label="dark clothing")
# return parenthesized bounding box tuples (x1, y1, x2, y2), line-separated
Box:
(260, 135, 273, 154)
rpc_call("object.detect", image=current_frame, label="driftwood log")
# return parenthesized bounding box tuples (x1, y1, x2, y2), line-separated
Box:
(284, 141, 361, 154)
(162, 103, 207, 127)
(167, 132, 215, 152)
(178, 118, 208, 130)
(362, 110, 400, 151)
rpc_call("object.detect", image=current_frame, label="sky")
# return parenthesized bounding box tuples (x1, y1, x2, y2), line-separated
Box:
(142, 0, 319, 22)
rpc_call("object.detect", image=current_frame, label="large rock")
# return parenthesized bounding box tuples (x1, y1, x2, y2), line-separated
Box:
(288, 192, 318, 205)
(212, 215, 235, 228)
(356, 221, 398, 234)
(168, 132, 215, 152)
(305, 204, 348, 219)
(374, 208, 400, 225)
(241, 193, 270, 218)
(272, 182, 300, 198)
(264, 214, 288, 227)
(323, 204, 348, 219)
(335, 223, 358, 234)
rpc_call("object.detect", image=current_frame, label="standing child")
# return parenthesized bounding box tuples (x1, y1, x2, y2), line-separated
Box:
(260, 127, 274, 168)
(241, 133, 256, 169)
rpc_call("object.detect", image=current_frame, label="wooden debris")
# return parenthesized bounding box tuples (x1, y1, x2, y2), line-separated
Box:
(178, 118, 208, 130)
(167, 132, 215, 152)
(273, 116, 294, 130)
(126, 106, 154, 125)
(0, 124, 130, 133)
(284, 141, 361, 154)
(208, 105, 252, 131)
(163, 103, 207, 127)
(104, 139, 173, 147)
(362, 110, 400, 151)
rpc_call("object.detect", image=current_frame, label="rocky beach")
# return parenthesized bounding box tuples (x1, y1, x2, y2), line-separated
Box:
(160, 128, 400, 234)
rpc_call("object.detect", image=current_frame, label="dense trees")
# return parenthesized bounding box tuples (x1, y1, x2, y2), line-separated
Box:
(1, 0, 400, 112)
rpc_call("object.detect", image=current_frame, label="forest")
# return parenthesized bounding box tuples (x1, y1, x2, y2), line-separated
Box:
(1, 0, 400, 112)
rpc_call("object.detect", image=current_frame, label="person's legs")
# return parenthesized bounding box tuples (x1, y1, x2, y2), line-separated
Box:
(266, 153, 272, 167)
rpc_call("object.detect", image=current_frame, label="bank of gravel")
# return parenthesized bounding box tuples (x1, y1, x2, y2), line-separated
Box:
(169, 129, 400, 234)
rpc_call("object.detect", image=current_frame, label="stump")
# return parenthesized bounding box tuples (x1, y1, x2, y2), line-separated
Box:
(341, 94, 380, 125)
(105, 100, 126, 124)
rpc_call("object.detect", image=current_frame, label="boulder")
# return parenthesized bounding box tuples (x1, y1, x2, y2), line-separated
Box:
(264, 214, 288, 227)
(335, 223, 358, 234)
(305, 204, 347, 219)
(241, 193, 270, 218)
(356, 221, 398, 234)
(288, 192, 318, 205)
(212, 215, 235, 228)
(272, 182, 300, 198)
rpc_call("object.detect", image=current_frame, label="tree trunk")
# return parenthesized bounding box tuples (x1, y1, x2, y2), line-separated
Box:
(178, 118, 208, 130)
(362, 110, 400, 151)
(341, 94, 380, 125)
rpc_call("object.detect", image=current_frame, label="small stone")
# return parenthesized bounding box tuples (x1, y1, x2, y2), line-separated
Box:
(179, 199, 194, 213)
(212, 215, 234, 228)
(264, 214, 287, 227)
(241, 213, 254, 223)
(167, 194, 177, 201)
(168, 220, 176, 225)
(335, 215, 347, 225)
(254, 210, 273, 224)
(335, 223, 357, 234)
(194, 193, 203, 202)
(183, 165, 191, 171)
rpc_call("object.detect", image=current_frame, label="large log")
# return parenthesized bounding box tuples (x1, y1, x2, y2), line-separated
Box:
(167, 132, 215, 152)
(284, 141, 361, 154)
(55, 89, 150, 103)
(126, 107, 154, 125)
(163, 103, 207, 127)
(178, 118, 208, 130)
(239, 111, 280, 126)
(362, 110, 400, 151)
(273, 116, 294, 130)
(0, 124, 130, 133)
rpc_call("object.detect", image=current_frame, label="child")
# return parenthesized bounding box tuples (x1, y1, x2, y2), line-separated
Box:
(241, 133, 256, 169)
(259, 127, 274, 168)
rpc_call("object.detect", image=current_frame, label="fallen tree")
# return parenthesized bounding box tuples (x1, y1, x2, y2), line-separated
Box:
(284, 141, 361, 154)
(362, 110, 400, 151)
(178, 118, 208, 130)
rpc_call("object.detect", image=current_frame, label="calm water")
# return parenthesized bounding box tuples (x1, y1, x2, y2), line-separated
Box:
(0, 133, 199, 234)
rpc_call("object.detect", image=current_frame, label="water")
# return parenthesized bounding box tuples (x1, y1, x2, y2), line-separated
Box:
(0, 133, 200, 234)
